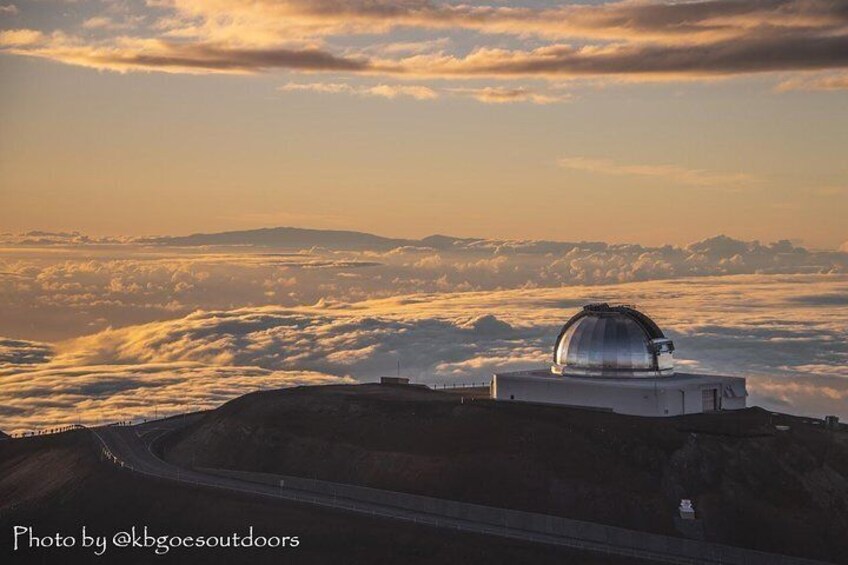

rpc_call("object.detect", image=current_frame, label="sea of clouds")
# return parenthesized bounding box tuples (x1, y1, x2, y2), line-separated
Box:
(0, 233, 846, 433)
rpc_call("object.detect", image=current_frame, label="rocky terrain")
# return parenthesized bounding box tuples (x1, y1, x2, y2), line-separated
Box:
(161, 384, 848, 563)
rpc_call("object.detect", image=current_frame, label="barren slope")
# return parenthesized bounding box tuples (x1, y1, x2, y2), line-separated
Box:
(162, 384, 848, 563)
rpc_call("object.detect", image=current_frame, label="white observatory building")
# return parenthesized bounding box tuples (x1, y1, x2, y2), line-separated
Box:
(492, 304, 746, 417)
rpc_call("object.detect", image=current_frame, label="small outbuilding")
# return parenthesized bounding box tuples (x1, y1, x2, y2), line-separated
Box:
(380, 376, 410, 385)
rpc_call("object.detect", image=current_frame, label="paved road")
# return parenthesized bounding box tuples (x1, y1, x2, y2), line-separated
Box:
(91, 420, 831, 565)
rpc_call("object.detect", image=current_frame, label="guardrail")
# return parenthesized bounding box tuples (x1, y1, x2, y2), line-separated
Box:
(5, 423, 86, 439)
(90, 428, 138, 473)
(6, 420, 143, 439)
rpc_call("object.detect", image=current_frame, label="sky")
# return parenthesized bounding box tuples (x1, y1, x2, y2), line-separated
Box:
(1, 0, 847, 248)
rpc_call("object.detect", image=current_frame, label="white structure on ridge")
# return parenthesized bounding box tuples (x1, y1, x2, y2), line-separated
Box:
(492, 303, 746, 417)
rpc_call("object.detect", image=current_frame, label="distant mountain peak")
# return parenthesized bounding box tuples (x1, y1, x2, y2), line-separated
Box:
(140, 226, 419, 250)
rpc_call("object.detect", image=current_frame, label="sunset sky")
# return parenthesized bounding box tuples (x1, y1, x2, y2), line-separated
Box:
(1, 0, 847, 247)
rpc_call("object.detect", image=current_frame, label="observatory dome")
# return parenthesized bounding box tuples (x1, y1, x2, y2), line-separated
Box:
(552, 304, 675, 378)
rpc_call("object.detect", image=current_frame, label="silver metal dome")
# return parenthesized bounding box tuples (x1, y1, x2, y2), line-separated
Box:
(552, 304, 675, 378)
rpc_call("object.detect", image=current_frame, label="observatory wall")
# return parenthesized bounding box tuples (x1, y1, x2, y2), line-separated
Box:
(492, 371, 746, 417)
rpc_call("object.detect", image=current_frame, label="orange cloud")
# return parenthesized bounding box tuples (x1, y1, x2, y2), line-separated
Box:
(1, 1, 847, 87)
(447, 86, 572, 104)
(153, 0, 848, 45)
(279, 81, 439, 100)
(278, 82, 569, 104)
(2, 33, 371, 74)
(558, 156, 761, 188)
(6, 27, 848, 82)
(0, 28, 44, 47)
(776, 72, 848, 91)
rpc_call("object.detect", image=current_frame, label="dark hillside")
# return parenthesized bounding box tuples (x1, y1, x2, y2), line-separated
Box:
(142, 226, 415, 250)
(162, 384, 848, 563)
(0, 430, 642, 565)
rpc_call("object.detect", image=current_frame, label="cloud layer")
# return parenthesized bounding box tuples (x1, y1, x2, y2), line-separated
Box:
(0, 359, 352, 434)
(3, 1, 848, 95)
(1, 271, 846, 434)
(1, 232, 845, 342)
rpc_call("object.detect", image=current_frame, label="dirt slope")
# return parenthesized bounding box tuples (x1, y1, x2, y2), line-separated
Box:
(0, 429, 642, 565)
(162, 384, 848, 563)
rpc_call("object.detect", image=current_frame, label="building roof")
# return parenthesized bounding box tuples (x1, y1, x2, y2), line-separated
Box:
(552, 303, 675, 378)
